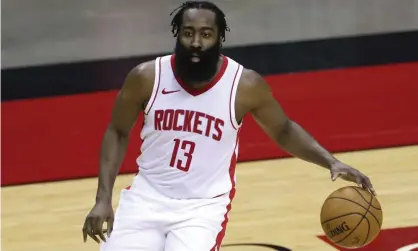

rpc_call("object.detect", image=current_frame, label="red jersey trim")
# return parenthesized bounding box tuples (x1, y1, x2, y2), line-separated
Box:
(229, 65, 242, 130)
(144, 57, 162, 115)
(210, 127, 241, 251)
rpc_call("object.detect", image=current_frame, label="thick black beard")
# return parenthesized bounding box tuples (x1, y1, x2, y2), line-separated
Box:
(174, 39, 221, 85)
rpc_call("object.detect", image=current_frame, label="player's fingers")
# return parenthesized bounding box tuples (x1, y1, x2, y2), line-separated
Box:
(93, 218, 106, 242)
(331, 171, 348, 181)
(82, 217, 93, 243)
(355, 177, 363, 188)
(88, 232, 101, 244)
(363, 177, 376, 196)
(369, 187, 377, 196)
(83, 230, 87, 242)
(357, 176, 375, 196)
(83, 218, 100, 243)
(97, 230, 107, 242)
(82, 220, 88, 242)
(107, 217, 114, 237)
(331, 171, 340, 181)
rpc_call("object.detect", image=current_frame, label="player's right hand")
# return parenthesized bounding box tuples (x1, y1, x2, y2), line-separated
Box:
(82, 202, 114, 244)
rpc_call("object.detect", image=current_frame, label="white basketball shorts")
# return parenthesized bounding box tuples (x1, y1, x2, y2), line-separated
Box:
(100, 174, 234, 251)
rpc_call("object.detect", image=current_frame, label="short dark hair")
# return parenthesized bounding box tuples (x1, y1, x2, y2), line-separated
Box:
(170, 1, 230, 42)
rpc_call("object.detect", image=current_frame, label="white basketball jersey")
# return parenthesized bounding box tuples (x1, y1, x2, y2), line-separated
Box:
(133, 54, 244, 199)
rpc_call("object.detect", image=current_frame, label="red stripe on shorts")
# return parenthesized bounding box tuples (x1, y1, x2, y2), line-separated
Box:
(210, 128, 241, 250)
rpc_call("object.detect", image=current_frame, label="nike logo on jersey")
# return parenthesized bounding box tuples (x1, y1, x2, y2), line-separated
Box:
(154, 109, 224, 141)
(162, 88, 180, 94)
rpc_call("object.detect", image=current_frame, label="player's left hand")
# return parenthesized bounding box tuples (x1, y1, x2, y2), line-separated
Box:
(330, 162, 376, 196)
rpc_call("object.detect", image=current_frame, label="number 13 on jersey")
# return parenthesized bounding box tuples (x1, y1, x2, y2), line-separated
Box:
(170, 139, 196, 172)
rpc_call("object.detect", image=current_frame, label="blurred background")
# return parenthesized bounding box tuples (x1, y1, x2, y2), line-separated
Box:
(1, 0, 418, 250)
(2, 0, 418, 186)
(2, 0, 418, 68)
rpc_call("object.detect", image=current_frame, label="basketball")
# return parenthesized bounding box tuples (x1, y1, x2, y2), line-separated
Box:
(320, 186, 383, 249)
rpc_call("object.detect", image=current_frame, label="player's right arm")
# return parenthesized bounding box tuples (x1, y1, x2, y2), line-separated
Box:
(82, 60, 155, 244)
(96, 61, 154, 206)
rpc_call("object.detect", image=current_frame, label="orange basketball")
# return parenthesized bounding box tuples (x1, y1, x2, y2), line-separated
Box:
(320, 186, 383, 249)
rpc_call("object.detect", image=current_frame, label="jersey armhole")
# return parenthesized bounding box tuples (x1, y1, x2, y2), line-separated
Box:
(229, 64, 244, 130)
(144, 57, 162, 115)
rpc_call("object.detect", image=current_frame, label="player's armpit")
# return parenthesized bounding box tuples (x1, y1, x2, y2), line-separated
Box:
(109, 61, 155, 136)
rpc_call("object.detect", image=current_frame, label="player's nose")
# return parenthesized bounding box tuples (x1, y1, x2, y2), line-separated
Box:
(191, 35, 202, 50)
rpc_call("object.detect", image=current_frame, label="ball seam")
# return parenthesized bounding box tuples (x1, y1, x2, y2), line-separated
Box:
(335, 193, 373, 244)
(324, 197, 382, 228)
(351, 187, 381, 210)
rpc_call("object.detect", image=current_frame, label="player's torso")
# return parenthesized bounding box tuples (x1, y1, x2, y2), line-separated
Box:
(135, 54, 243, 199)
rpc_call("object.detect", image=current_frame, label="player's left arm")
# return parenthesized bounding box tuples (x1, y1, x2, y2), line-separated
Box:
(239, 69, 376, 195)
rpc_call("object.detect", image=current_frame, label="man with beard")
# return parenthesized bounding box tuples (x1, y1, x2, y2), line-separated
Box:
(82, 1, 376, 250)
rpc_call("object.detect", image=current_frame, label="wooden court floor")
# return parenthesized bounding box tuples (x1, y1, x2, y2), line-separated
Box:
(2, 145, 418, 251)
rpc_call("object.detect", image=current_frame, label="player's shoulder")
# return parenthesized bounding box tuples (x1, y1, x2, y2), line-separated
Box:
(120, 59, 157, 99)
(124, 59, 157, 87)
(128, 59, 156, 82)
(238, 67, 270, 93)
(234, 66, 273, 111)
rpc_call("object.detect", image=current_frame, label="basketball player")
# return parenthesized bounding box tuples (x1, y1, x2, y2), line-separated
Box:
(82, 1, 376, 250)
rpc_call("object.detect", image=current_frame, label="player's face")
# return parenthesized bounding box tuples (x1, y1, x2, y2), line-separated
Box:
(174, 9, 221, 84)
